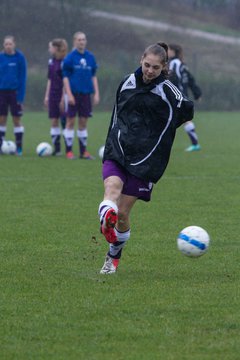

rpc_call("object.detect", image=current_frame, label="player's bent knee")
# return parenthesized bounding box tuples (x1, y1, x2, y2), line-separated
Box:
(104, 178, 122, 199)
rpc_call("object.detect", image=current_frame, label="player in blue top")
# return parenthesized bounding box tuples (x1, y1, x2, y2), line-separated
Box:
(0, 35, 27, 155)
(62, 31, 100, 159)
(44, 38, 68, 155)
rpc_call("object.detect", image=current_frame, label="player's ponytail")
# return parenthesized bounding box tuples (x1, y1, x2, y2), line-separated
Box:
(157, 42, 168, 62)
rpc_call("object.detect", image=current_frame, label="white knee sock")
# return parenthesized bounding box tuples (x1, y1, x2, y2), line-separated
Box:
(63, 128, 74, 147)
(109, 228, 131, 258)
(98, 200, 118, 225)
(184, 122, 198, 145)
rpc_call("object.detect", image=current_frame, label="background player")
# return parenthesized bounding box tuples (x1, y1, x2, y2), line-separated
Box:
(168, 43, 202, 152)
(0, 35, 27, 155)
(62, 31, 100, 159)
(44, 38, 68, 155)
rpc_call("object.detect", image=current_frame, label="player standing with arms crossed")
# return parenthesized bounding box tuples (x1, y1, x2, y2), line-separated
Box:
(0, 35, 27, 155)
(44, 38, 68, 155)
(62, 32, 100, 159)
(98, 42, 194, 274)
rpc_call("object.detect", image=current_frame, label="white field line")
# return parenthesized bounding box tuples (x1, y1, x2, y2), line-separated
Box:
(90, 10, 240, 46)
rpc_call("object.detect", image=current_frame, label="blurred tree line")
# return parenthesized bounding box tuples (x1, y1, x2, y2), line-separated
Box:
(119, 0, 240, 28)
(0, 0, 240, 111)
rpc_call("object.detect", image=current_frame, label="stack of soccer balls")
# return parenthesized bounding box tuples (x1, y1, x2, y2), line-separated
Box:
(177, 225, 210, 257)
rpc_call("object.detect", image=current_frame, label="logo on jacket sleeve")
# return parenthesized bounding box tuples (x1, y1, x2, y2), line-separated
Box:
(120, 74, 136, 92)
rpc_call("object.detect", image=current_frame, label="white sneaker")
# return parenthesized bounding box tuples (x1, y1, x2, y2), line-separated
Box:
(100, 255, 119, 274)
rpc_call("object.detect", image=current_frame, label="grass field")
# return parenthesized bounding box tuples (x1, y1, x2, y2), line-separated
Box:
(1, 111, 240, 360)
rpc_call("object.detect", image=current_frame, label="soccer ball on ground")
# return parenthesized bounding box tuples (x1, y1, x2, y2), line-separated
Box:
(36, 142, 53, 157)
(177, 225, 210, 258)
(98, 145, 105, 159)
(1, 140, 17, 155)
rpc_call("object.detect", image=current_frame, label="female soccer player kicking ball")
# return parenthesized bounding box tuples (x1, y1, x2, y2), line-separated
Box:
(98, 42, 194, 274)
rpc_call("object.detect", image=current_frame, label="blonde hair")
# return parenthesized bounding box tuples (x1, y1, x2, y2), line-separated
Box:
(4, 35, 15, 44)
(73, 31, 86, 41)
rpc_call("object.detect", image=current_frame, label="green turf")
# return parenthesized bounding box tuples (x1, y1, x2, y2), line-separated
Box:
(1, 111, 239, 360)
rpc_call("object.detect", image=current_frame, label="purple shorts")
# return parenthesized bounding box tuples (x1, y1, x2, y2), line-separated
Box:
(67, 93, 92, 118)
(0, 90, 23, 117)
(48, 97, 61, 119)
(102, 160, 153, 202)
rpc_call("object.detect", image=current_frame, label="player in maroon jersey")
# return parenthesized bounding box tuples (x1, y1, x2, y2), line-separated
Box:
(44, 38, 68, 155)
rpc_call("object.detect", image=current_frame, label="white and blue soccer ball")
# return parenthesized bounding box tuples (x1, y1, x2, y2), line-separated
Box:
(1, 140, 17, 155)
(98, 145, 105, 159)
(36, 142, 53, 157)
(177, 225, 210, 257)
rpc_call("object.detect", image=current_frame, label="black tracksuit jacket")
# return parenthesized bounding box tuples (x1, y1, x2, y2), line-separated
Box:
(169, 58, 202, 100)
(103, 68, 194, 184)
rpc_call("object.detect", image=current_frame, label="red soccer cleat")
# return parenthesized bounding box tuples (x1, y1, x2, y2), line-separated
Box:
(66, 151, 76, 159)
(101, 208, 118, 243)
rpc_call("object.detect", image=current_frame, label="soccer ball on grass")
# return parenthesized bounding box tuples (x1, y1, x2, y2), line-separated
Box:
(98, 145, 105, 159)
(177, 225, 210, 257)
(36, 142, 53, 157)
(1, 140, 17, 155)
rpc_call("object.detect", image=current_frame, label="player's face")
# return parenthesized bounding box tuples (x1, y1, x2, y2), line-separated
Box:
(141, 54, 164, 83)
(74, 34, 87, 52)
(3, 38, 15, 55)
(167, 48, 176, 60)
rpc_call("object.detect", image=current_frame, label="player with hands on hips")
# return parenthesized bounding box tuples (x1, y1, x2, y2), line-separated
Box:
(98, 42, 194, 274)
(0, 35, 27, 156)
